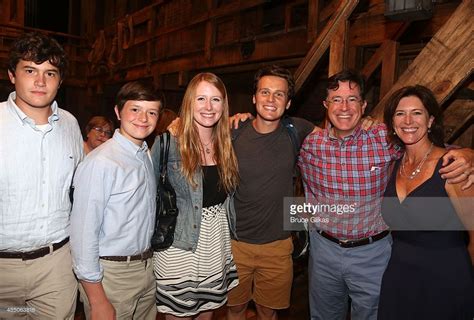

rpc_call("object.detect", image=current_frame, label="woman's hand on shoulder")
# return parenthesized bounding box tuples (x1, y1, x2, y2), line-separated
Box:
(229, 113, 254, 129)
(167, 117, 181, 136)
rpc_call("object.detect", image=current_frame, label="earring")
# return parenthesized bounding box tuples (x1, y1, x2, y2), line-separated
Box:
(428, 128, 431, 133)
(393, 131, 397, 136)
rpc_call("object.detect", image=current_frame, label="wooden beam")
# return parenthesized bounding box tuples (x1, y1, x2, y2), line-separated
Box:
(379, 40, 398, 99)
(443, 99, 474, 144)
(204, 20, 213, 61)
(371, 0, 474, 119)
(350, 2, 457, 47)
(307, 0, 319, 42)
(294, 0, 358, 93)
(329, 20, 348, 76)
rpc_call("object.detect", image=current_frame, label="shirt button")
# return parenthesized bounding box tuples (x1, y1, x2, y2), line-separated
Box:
(42, 158, 46, 161)
(341, 162, 345, 166)
(42, 181, 46, 184)
(194, 206, 199, 210)
(193, 224, 197, 229)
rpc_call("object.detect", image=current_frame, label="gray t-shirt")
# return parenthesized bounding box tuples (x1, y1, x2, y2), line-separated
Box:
(232, 117, 314, 244)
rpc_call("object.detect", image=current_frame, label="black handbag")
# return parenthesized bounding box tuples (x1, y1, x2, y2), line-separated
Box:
(151, 131, 179, 251)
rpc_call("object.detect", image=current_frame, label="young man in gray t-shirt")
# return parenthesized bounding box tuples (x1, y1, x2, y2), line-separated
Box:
(227, 65, 315, 320)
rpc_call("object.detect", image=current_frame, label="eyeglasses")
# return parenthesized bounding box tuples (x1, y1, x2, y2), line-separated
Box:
(92, 127, 113, 137)
(326, 96, 362, 106)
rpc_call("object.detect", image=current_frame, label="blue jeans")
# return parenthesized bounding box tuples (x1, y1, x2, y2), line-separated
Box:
(308, 231, 392, 320)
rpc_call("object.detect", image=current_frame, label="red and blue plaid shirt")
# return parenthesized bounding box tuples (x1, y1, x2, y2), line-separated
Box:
(298, 123, 401, 239)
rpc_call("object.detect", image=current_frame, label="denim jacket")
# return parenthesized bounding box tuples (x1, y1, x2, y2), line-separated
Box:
(151, 134, 237, 252)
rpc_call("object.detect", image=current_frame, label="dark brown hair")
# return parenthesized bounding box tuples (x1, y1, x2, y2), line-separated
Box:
(253, 65, 295, 100)
(384, 85, 445, 148)
(115, 81, 164, 112)
(8, 32, 68, 79)
(326, 69, 366, 100)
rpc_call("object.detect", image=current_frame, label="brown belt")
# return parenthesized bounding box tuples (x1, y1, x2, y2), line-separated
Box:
(0, 237, 69, 261)
(318, 230, 390, 248)
(100, 249, 153, 262)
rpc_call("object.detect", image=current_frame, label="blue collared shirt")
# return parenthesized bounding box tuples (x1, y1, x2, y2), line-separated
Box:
(70, 130, 156, 282)
(0, 92, 84, 251)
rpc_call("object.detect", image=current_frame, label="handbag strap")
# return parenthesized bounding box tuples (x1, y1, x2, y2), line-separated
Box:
(159, 131, 171, 182)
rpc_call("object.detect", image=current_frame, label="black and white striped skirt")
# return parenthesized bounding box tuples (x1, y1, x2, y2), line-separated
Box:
(153, 204, 239, 317)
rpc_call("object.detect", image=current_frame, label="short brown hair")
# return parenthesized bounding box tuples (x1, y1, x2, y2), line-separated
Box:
(8, 32, 68, 79)
(253, 65, 295, 100)
(326, 69, 366, 100)
(115, 81, 164, 112)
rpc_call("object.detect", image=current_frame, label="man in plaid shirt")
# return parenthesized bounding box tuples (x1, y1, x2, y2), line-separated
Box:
(298, 70, 472, 320)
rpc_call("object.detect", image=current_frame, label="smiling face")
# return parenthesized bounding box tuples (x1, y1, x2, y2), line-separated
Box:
(324, 80, 367, 139)
(115, 100, 160, 146)
(8, 59, 61, 113)
(192, 81, 224, 133)
(253, 75, 291, 123)
(392, 95, 434, 146)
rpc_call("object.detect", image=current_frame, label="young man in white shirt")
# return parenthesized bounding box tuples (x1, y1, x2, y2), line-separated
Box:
(0, 32, 83, 319)
(70, 81, 162, 320)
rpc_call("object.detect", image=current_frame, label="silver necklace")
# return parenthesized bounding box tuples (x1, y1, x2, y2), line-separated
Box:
(201, 139, 213, 154)
(400, 142, 434, 180)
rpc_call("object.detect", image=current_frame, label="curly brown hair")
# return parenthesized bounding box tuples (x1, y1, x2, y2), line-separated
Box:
(8, 32, 68, 79)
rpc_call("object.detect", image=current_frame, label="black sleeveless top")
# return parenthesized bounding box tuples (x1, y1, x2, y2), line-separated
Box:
(378, 156, 474, 320)
(202, 165, 226, 208)
(382, 156, 465, 246)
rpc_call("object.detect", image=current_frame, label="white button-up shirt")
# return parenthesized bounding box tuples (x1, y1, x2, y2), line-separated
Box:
(70, 131, 156, 282)
(0, 92, 84, 251)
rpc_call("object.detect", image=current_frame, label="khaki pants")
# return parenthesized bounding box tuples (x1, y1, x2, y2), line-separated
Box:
(79, 258, 156, 320)
(0, 244, 78, 320)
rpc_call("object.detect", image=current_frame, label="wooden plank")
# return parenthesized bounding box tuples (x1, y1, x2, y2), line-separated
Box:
(346, 46, 358, 70)
(329, 20, 348, 76)
(98, 31, 310, 83)
(294, 0, 359, 93)
(371, 0, 474, 119)
(319, 0, 339, 23)
(350, 2, 457, 46)
(354, 20, 408, 80)
(204, 20, 213, 61)
(379, 40, 398, 99)
(307, 0, 319, 42)
(443, 99, 474, 144)
(361, 41, 394, 80)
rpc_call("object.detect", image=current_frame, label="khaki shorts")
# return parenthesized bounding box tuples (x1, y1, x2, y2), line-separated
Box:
(227, 237, 293, 309)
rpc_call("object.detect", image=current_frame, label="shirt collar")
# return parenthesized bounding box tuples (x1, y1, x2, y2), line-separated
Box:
(7, 91, 59, 125)
(112, 129, 149, 155)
